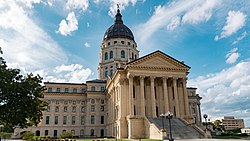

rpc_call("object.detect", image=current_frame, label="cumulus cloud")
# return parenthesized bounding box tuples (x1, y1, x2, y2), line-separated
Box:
(84, 42, 91, 48)
(215, 11, 246, 41)
(226, 48, 240, 64)
(182, 0, 220, 24)
(57, 12, 78, 36)
(36, 64, 93, 83)
(232, 31, 247, 45)
(65, 0, 89, 11)
(189, 61, 250, 126)
(0, 1, 67, 71)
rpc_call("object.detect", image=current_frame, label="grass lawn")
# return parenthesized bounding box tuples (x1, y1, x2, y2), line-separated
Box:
(77, 139, 161, 141)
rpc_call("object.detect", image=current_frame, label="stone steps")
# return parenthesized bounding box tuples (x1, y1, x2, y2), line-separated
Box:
(147, 117, 204, 139)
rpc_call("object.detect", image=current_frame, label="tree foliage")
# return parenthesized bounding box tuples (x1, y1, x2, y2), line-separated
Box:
(0, 47, 47, 129)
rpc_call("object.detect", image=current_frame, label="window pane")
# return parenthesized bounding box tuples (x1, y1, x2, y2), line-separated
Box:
(110, 51, 113, 59)
(48, 88, 52, 92)
(105, 52, 108, 60)
(63, 116, 67, 125)
(91, 115, 95, 124)
(56, 88, 60, 92)
(91, 105, 95, 112)
(72, 106, 76, 112)
(55, 116, 58, 125)
(64, 106, 67, 112)
(72, 116, 76, 125)
(46, 116, 50, 124)
(81, 116, 85, 125)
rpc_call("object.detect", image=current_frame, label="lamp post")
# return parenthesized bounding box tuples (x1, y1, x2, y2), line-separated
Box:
(166, 112, 174, 141)
(203, 114, 208, 130)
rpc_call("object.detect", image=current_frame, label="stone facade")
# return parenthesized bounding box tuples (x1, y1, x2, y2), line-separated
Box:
(14, 8, 203, 139)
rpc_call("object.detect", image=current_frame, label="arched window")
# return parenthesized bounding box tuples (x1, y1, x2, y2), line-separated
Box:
(135, 55, 137, 59)
(110, 51, 113, 59)
(121, 50, 125, 58)
(105, 52, 108, 60)
(132, 52, 134, 60)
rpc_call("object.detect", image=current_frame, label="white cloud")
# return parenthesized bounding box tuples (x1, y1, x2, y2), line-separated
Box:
(87, 22, 90, 27)
(215, 11, 246, 40)
(189, 61, 250, 126)
(226, 48, 240, 64)
(57, 12, 78, 36)
(16, 0, 42, 8)
(167, 16, 181, 31)
(37, 64, 93, 83)
(182, 0, 220, 24)
(84, 42, 91, 48)
(65, 0, 89, 11)
(108, 0, 138, 17)
(0, 1, 67, 71)
(232, 31, 247, 45)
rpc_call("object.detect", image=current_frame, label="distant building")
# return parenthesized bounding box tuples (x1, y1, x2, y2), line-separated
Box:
(212, 116, 244, 130)
(14, 8, 204, 139)
(241, 127, 250, 135)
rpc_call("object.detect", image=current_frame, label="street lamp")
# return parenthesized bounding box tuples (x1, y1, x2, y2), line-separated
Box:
(203, 114, 208, 130)
(166, 112, 174, 141)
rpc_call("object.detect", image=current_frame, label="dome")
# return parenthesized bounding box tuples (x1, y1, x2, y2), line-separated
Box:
(103, 9, 134, 41)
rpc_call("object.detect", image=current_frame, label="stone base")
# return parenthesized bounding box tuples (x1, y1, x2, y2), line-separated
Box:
(183, 115, 194, 124)
(126, 115, 145, 139)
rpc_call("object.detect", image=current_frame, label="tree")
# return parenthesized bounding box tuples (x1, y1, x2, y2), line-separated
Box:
(0, 47, 47, 129)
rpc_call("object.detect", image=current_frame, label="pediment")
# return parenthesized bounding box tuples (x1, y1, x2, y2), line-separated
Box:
(127, 50, 190, 70)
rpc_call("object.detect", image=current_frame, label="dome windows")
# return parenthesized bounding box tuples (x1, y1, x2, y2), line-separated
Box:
(110, 51, 113, 59)
(121, 50, 125, 58)
(105, 52, 108, 60)
(114, 41, 117, 44)
(121, 41, 124, 44)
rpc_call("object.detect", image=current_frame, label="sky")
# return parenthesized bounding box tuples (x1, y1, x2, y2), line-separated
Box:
(0, 0, 250, 127)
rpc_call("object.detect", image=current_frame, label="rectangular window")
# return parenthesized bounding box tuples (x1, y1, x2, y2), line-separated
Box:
(53, 130, 57, 137)
(64, 106, 67, 112)
(73, 88, 77, 93)
(72, 116, 76, 125)
(91, 105, 95, 112)
(101, 116, 104, 124)
(105, 71, 108, 77)
(101, 86, 105, 91)
(55, 106, 59, 112)
(81, 88, 86, 93)
(48, 88, 52, 92)
(45, 130, 48, 136)
(91, 86, 95, 91)
(72, 106, 76, 112)
(91, 115, 95, 124)
(101, 100, 105, 104)
(121, 41, 125, 44)
(65, 88, 69, 93)
(56, 100, 59, 104)
(46, 116, 50, 124)
(81, 116, 85, 125)
(56, 88, 60, 92)
(63, 116, 67, 125)
(55, 116, 58, 125)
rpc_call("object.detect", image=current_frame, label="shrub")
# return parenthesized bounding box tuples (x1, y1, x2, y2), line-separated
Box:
(0, 132, 12, 139)
(60, 132, 73, 139)
(21, 131, 34, 140)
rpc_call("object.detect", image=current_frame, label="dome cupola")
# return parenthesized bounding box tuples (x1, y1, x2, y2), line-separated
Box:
(103, 8, 134, 41)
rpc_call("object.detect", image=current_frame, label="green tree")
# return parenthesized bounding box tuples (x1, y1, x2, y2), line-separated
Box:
(0, 47, 47, 129)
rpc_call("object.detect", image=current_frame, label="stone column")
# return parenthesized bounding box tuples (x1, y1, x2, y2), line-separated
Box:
(128, 75, 134, 115)
(140, 76, 145, 116)
(182, 78, 190, 116)
(198, 104, 202, 125)
(162, 77, 169, 113)
(150, 76, 156, 117)
(173, 77, 180, 117)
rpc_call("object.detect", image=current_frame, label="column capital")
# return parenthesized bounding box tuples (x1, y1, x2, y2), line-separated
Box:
(140, 75, 146, 79)
(172, 77, 178, 81)
(162, 77, 169, 81)
(150, 76, 155, 81)
(127, 74, 134, 79)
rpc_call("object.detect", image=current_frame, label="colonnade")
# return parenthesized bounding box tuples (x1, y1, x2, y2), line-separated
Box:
(128, 75, 190, 118)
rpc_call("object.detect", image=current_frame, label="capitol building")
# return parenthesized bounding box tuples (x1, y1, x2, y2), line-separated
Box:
(16, 8, 205, 139)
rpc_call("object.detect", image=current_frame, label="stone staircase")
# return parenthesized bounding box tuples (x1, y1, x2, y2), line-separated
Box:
(147, 117, 204, 139)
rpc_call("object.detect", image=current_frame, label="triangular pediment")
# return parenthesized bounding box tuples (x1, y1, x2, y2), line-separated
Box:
(127, 50, 190, 70)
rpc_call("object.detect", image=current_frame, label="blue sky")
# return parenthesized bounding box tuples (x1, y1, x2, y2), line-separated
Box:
(0, 0, 250, 127)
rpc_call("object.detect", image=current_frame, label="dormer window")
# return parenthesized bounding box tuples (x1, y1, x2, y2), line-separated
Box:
(121, 41, 124, 44)
(114, 41, 117, 44)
